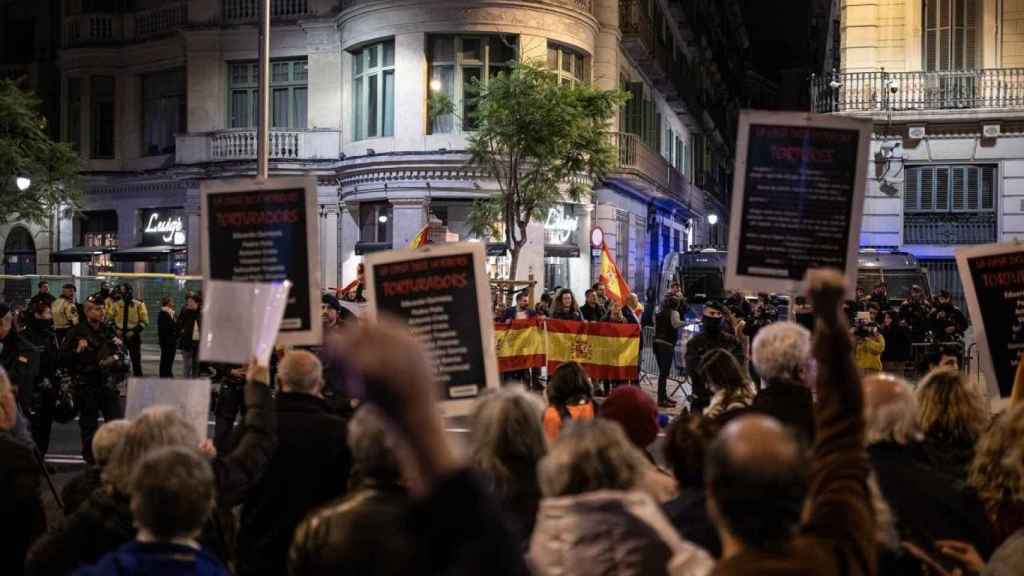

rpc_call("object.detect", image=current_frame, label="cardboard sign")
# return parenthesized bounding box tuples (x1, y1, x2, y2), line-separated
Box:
(726, 111, 871, 294)
(126, 378, 211, 440)
(956, 243, 1024, 398)
(200, 177, 321, 347)
(199, 280, 291, 367)
(364, 242, 499, 416)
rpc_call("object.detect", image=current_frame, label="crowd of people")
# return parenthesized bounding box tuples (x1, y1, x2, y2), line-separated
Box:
(2, 270, 1020, 576)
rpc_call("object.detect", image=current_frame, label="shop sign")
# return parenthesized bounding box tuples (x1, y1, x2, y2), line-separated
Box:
(545, 205, 579, 245)
(142, 211, 186, 246)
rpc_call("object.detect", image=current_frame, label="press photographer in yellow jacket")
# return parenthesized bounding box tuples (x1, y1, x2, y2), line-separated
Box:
(108, 284, 149, 377)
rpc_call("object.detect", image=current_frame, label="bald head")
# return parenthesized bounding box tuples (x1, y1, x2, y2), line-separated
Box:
(278, 350, 323, 395)
(706, 414, 809, 550)
(862, 373, 918, 445)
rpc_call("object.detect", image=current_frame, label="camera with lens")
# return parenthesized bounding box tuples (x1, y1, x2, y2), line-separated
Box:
(99, 348, 132, 375)
(854, 319, 877, 338)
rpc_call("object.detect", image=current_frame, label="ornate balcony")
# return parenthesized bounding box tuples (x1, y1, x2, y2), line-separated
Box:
(811, 69, 1024, 114)
(903, 212, 997, 245)
(340, 0, 593, 14)
(175, 129, 341, 164)
(607, 131, 699, 210)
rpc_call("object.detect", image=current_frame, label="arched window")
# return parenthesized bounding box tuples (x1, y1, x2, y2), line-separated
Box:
(3, 226, 37, 275)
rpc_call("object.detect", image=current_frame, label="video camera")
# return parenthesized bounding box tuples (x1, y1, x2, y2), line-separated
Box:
(853, 311, 877, 338)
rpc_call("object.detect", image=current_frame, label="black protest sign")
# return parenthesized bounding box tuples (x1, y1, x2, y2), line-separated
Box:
(201, 177, 321, 346)
(957, 244, 1024, 398)
(727, 111, 871, 294)
(365, 242, 498, 414)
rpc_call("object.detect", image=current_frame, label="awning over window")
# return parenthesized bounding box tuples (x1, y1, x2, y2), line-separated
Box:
(50, 246, 113, 263)
(109, 245, 186, 263)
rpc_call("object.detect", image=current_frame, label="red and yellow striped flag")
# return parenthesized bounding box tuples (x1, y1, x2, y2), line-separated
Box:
(546, 319, 640, 380)
(408, 225, 430, 249)
(494, 318, 546, 372)
(599, 243, 631, 306)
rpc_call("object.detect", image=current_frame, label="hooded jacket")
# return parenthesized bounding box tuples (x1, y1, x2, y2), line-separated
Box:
(529, 490, 714, 576)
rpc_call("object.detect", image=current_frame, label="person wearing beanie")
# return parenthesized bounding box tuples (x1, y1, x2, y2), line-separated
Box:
(599, 387, 676, 503)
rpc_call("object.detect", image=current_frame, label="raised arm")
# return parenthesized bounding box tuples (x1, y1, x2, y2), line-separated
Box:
(211, 362, 277, 507)
(803, 269, 874, 572)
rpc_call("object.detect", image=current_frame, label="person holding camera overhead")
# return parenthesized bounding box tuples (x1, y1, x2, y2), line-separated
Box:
(852, 312, 886, 373)
(61, 295, 125, 464)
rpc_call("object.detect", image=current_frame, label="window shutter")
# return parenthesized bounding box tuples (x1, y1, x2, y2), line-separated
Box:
(925, 0, 938, 70)
(935, 167, 950, 211)
(905, 167, 919, 211)
(964, 0, 978, 70)
(965, 166, 979, 210)
(952, 167, 965, 210)
(921, 167, 934, 210)
(981, 166, 995, 209)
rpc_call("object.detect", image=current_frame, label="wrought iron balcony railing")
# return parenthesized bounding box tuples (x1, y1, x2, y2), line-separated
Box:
(903, 212, 997, 245)
(812, 69, 1024, 113)
(608, 131, 696, 208)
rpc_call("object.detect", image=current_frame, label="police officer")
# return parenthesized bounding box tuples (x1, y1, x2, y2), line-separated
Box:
(929, 290, 968, 342)
(0, 302, 40, 445)
(684, 300, 745, 413)
(61, 295, 124, 463)
(21, 300, 61, 454)
(108, 283, 149, 377)
(899, 285, 933, 342)
(52, 283, 81, 345)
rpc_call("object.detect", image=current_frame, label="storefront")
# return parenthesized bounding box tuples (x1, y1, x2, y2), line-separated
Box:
(110, 208, 188, 274)
(543, 204, 584, 294)
(77, 210, 119, 276)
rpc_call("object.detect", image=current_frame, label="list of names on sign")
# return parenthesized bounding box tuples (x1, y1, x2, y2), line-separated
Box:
(372, 253, 486, 399)
(735, 124, 860, 281)
(964, 248, 1024, 397)
(206, 188, 311, 331)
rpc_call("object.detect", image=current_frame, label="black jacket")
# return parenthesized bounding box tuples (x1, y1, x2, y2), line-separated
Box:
(662, 489, 721, 558)
(1, 331, 41, 409)
(60, 320, 116, 377)
(237, 393, 352, 576)
(60, 465, 103, 518)
(752, 378, 816, 444)
(26, 380, 276, 575)
(579, 303, 606, 322)
(176, 309, 200, 351)
(0, 432, 46, 576)
(684, 330, 744, 397)
(157, 309, 177, 349)
(879, 322, 912, 362)
(869, 441, 994, 559)
(916, 430, 977, 486)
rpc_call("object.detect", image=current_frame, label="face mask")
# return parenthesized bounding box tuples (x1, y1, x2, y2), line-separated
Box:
(702, 316, 722, 334)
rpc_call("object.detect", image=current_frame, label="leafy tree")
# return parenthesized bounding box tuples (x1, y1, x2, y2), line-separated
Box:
(0, 79, 80, 225)
(434, 62, 625, 281)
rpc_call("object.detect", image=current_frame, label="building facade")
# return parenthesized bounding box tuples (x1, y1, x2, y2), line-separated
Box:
(816, 0, 1024, 305)
(14, 0, 744, 302)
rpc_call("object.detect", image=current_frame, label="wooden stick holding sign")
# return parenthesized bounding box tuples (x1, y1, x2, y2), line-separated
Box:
(364, 242, 499, 417)
(725, 110, 871, 296)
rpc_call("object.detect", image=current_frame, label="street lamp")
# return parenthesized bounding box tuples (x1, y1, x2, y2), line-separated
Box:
(16, 176, 31, 191)
(707, 213, 719, 225)
(429, 79, 442, 92)
(378, 214, 389, 224)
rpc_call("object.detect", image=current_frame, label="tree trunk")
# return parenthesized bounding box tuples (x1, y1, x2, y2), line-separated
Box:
(508, 245, 521, 286)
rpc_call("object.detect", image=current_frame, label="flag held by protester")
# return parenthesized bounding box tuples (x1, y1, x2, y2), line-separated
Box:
(599, 243, 631, 306)
(546, 319, 640, 380)
(408, 225, 430, 249)
(495, 318, 546, 372)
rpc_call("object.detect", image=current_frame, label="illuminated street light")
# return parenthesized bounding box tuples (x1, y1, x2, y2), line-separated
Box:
(429, 79, 442, 92)
(16, 176, 31, 191)
(378, 214, 389, 224)
(707, 213, 719, 225)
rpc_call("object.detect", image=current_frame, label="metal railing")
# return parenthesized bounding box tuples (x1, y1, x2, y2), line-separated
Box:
(224, 0, 310, 22)
(341, 0, 592, 13)
(134, 2, 188, 40)
(608, 132, 694, 207)
(64, 13, 122, 47)
(812, 68, 1024, 113)
(620, 0, 655, 49)
(903, 213, 998, 245)
(210, 129, 302, 160)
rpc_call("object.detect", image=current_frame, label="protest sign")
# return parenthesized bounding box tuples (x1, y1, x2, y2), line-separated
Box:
(201, 177, 321, 347)
(726, 110, 871, 295)
(126, 378, 211, 440)
(199, 280, 291, 367)
(956, 242, 1024, 398)
(365, 242, 498, 416)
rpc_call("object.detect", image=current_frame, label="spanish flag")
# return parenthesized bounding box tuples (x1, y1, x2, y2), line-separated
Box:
(494, 318, 546, 372)
(408, 225, 430, 249)
(599, 243, 631, 306)
(546, 319, 640, 380)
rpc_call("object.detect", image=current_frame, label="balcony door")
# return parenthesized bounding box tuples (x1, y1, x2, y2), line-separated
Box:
(923, 0, 979, 107)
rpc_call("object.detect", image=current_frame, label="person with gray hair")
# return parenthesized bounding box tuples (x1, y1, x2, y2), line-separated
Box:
(862, 372, 994, 564)
(289, 406, 413, 576)
(61, 419, 132, 517)
(530, 419, 713, 576)
(469, 388, 547, 546)
(238, 350, 351, 576)
(750, 321, 816, 443)
(0, 366, 46, 576)
(27, 361, 276, 576)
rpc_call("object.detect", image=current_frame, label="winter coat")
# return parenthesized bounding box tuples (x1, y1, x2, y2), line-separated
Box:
(868, 441, 994, 558)
(27, 380, 276, 576)
(176, 309, 200, 351)
(542, 402, 595, 441)
(0, 431, 46, 576)
(853, 334, 885, 372)
(916, 429, 977, 485)
(61, 466, 103, 517)
(72, 541, 228, 576)
(751, 378, 816, 444)
(157, 309, 177, 349)
(662, 489, 722, 558)
(529, 490, 714, 576)
(237, 393, 351, 576)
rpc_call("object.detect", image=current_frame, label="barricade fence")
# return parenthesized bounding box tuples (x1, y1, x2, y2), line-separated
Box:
(1, 274, 202, 348)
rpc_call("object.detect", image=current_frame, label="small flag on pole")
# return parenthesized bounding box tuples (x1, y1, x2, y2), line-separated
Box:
(408, 225, 430, 249)
(598, 243, 631, 306)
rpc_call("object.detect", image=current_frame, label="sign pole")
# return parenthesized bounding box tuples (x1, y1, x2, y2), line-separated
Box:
(257, 0, 270, 181)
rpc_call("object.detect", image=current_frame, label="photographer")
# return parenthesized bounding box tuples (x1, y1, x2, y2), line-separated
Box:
(108, 284, 149, 377)
(851, 313, 886, 373)
(61, 295, 125, 464)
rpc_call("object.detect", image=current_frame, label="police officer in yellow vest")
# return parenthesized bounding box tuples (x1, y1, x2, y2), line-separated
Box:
(108, 284, 149, 377)
(51, 283, 82, 345)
